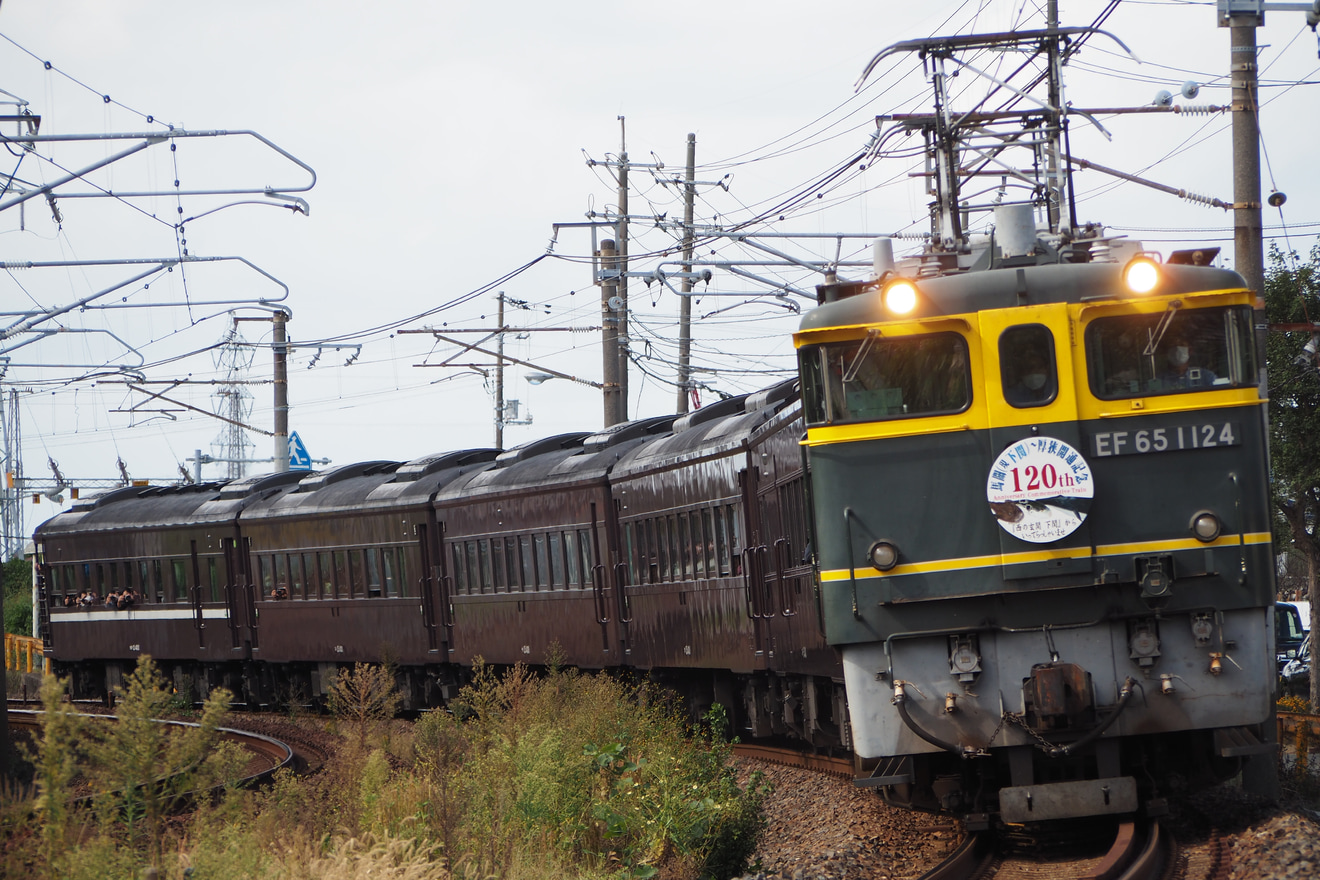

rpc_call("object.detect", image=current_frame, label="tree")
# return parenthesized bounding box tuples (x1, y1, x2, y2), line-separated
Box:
(1263, 239, 1320, 706)
(3, 555, 32, 636)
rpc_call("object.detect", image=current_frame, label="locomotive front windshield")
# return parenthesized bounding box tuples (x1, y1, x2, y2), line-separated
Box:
(800, 331, 970, 425)
(1086, 306, 1257, 400)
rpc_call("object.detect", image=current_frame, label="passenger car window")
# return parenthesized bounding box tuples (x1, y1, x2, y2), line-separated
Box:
(801, 332, 970, 425)
(1086, 306, 1256, 399)
(1000, 325, 1057, 408)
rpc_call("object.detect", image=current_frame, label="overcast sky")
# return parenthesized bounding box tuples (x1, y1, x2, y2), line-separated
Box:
(3, 0, 1318, 539)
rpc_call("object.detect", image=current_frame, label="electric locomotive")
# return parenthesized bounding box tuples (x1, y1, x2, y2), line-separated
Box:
(796, 26, 1278, 825)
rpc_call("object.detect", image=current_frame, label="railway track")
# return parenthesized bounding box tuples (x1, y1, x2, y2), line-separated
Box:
(730, 746, 1238, 880)
(731, 742, 854, 778)
(7, 708, 296, 792)
(913, 818, 1238, 880)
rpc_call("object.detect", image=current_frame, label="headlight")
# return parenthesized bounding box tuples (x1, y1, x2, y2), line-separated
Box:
(1123, 256, 1161, 295)
(882, 279, 919, 316)
(1189, 510, 1222, 542)
(868, 540, 900, 571)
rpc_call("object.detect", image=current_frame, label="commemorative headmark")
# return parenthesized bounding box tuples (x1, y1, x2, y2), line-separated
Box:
(986, 436, 1094, 544)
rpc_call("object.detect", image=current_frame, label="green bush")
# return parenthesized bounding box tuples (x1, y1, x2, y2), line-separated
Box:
(3, 556, 31, 636)
(10, 659, 766, 880)
(418, 661, 767, 879)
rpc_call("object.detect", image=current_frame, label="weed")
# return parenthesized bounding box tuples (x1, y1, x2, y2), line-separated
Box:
(329, 661, 403, 752)
(80, 655, 237, 865)
(27, 673, 83, 877)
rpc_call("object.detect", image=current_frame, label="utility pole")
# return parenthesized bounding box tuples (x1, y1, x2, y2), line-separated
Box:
(272, 310, 290, 473)
(1218, 0, 1319, 379)
(1213, 0, 1320, 809)
(1226, 6, 1265, 299)
(676, 134, 697, 414)
(1, 389, 23, 561)
(616, 117, 630, 422)
(1045, 0, 1064, 231)
(601, 239, 624, 426)
(495, 292, 506, 449)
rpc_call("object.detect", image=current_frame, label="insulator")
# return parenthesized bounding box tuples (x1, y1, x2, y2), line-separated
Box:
(1172, 104, 1221, 116)
(1180, 191, 1226, 209)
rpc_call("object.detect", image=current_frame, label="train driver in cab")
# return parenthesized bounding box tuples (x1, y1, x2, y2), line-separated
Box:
(1159, 333, 1217, 390)
(1002, 326, 1056, 407)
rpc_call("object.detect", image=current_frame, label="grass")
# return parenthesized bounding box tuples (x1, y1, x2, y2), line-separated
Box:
(0, 657, 767, 880)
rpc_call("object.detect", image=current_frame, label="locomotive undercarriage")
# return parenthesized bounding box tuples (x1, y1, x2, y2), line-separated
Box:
(875, 725, 1251, 827)
(842, 601, 1275, 823)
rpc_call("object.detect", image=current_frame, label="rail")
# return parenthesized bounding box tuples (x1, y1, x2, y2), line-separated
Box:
(8, 709, 295, 794)
(4, 632, 48, 674)
(731, 743, 853, 778)
(913, 820, 1169, 880)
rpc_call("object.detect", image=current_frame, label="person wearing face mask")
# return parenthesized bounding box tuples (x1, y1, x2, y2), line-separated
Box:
(1005, 349, 1054, 406)
(1160, 335, 1217, 389)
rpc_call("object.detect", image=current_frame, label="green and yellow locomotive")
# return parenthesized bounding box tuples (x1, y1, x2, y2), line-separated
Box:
(796, 249, 1275, 822)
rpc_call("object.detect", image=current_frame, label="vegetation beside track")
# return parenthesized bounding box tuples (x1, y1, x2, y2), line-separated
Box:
(1277, 693, 1320, 809)
(1, 657, 767, 880)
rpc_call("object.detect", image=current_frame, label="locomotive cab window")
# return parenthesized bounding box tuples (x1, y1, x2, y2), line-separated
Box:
(800, 331, 970, 425)
(1087, 306, 1257, 399)
(1000, 325, 1057, 408)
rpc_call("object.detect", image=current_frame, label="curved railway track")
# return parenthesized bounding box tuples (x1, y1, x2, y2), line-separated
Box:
(731, 742, 854, 778)
(913, 819, 1236, 880)
(7, 708, 296, 792)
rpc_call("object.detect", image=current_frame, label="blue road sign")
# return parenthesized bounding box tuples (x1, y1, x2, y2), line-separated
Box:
(288, 431, 312, 470)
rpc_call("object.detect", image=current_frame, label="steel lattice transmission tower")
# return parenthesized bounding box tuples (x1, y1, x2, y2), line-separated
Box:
(211, 322, 257, 481)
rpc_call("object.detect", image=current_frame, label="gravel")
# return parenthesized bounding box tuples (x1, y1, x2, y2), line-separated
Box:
(733, 759, 1320, 880)
(733, 760, 957, 880)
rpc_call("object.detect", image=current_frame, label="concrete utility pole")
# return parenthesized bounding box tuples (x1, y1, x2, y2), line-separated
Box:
(616, 118, 630, 422)
(1214, 0, 1320, 808)
(1045, 0, 1065, 232)
(1218, 0, 1319, 385)
(1227, 9, 1265, 299)
(601, 239, 624, 426)
(676, 133, 697, 414)
(495, 292, 506, 449)
(272, 310, 290, 473)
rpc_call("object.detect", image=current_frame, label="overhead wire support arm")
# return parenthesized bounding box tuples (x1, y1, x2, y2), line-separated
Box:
(0, 137, 162, 213)
(408, 331, 603, 389)
(855, 27, 1139, 92)
(0, 128, 316, 203)
(110, 381, 276, 436)
(1071, 157, 1232, 209)
(0, 255, 291, 324)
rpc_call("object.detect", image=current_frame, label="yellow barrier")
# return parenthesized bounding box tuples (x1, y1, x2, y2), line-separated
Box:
(3, 632, 47, 674)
